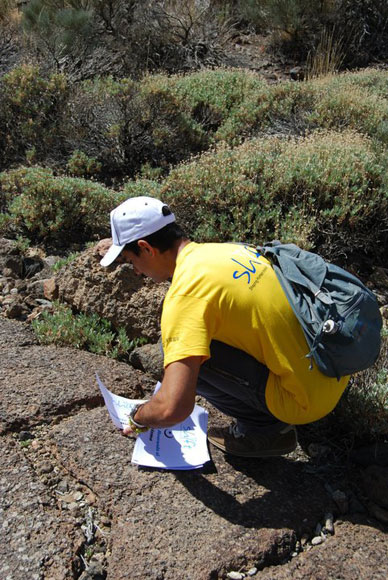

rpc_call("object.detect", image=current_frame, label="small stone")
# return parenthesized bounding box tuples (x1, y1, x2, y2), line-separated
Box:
(227, 572, 245, 579)
(19, 431, 35, 441)
(3, 267, 14, 278)
(85, 492, 97, 505)
(290, 66, 305, 81)
(247, 568, 258, 576)
(74, 491, 84, 501)
(90, 552, 105, 564)
(10, 287, 18, 295)
(4, 301, 24, 319)
(35, 298, 53, 307)
(39, 462, 53, 474)
(68, 502, 81, 514)
(323, 512, 334, 535)
(311, 536, 324, 546)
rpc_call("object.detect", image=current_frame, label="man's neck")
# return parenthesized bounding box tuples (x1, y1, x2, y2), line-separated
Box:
(167, 238, 191, 277)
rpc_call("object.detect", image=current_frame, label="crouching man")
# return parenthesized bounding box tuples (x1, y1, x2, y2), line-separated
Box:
(100, 196, 349, 457)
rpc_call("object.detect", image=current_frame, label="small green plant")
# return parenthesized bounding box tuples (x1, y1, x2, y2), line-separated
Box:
(14, 235, 30, 254)
(32, 302, 146, 360)
(52, 252, 81, 273)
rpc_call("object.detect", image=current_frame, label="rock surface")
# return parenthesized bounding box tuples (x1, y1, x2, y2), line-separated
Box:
(129, 342, 164, 380)
(53, 245, 169, 341)
(1, 318, 387, 579)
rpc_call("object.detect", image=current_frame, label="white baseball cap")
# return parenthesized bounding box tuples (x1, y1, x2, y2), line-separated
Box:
(100, 196, 175, 267)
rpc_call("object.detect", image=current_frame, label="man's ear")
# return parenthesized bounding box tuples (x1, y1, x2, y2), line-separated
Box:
(137, 240, 155, 255)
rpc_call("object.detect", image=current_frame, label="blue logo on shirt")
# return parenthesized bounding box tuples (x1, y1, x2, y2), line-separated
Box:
(231, 246, 262, 284)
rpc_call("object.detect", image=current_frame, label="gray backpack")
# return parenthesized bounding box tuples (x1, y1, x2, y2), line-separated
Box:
(257, 241, 383, 379)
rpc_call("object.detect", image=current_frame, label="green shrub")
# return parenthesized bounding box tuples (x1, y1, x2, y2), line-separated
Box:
(1, 66, 388, 179)
(0, 65, 67, 169)
(0, 166, 118, 244)
(306, 76, 388, 139)
(161, 69, 267, 132)
(337, 332, 388, 443)
(32, 302, 144, 360)
(302, 331, 388, 448)
(160, 130, 388, 264)
(325, 68, 388, 99)
(151, 69, 308, 144)
(155, 68, 388, 147)
(215, 80, 310, 144)
(121, 178, 162, 200)
(66, 150, 102, 178)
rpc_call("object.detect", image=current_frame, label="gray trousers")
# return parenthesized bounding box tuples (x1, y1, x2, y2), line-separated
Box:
(197, 341, 287, 435)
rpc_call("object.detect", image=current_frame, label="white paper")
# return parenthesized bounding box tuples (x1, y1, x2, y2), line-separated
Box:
(132, 404, 210, 469)
(96, 373, 144, 430)
(96, 373, 210, 470)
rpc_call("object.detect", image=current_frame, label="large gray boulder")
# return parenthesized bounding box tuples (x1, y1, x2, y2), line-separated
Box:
(52, 244, 169, 342)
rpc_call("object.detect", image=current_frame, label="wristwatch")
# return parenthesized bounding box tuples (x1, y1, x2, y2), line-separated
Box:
(128, 402, 149, 434)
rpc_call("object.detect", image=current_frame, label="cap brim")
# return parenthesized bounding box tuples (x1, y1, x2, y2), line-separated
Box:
(100, 243, 125, 267)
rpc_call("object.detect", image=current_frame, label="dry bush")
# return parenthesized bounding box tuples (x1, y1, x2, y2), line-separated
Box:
(20, 0, 237, 78)
(234, 0, 338, 58)
(306, 26, 345, 79)
(64, 75, 206, 179)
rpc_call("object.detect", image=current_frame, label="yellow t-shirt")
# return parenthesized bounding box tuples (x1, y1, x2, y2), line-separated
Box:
(161, 242, 349, 425)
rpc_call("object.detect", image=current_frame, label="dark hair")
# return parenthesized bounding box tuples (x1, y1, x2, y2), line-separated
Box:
(124, 222, 186, 256)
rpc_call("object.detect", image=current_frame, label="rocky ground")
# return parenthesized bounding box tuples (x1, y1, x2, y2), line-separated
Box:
(1, 238, 388, 579)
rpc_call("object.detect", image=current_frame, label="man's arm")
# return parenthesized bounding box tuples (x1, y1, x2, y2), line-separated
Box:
(123, 356, 202, 435)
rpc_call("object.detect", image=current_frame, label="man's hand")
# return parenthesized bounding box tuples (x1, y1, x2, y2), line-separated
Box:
(122, 356, 202, 435)
(122, 422, 141, 437)
(122, 424, 137, 437)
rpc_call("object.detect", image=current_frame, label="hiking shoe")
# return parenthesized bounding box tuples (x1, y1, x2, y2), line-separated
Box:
(207, 423, 297, 458)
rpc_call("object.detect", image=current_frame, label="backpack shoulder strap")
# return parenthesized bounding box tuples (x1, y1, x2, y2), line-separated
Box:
(258, 242, 333, 305)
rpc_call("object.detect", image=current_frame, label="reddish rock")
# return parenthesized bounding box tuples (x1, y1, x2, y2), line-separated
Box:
(43, 277, 59, 300)
(54, 244, 168, 342)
